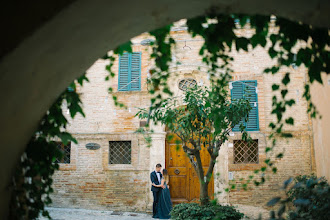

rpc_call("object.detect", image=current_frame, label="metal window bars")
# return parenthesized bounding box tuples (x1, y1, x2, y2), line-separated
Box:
(233, 140, 259, 164)
(55, 142, 71, 164)
(109, 141, 132, 164)
(178, 78, 197, 91)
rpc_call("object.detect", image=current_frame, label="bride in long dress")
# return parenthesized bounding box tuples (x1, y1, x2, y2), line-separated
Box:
(152, 169, 172, 219)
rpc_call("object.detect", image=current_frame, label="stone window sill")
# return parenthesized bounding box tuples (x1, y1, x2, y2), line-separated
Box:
(228, 163, 264, 171)
(104, 164, 148, 171)
(58, 163, 76, 171)
(111, 90, 148, 95)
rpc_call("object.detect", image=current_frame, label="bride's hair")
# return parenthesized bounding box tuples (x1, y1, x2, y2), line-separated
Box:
(162, 169, 169, 183)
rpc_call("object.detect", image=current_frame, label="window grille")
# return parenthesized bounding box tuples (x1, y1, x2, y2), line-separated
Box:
(56, 142, 71, 164)
(233, 140, 258, 164)
(109, 141, 132, 164)
(178, 78, 197, 91)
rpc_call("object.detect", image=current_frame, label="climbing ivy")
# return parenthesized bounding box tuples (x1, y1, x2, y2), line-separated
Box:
(9, 75, 89, 219)
(10, 8, 330, 219)
(128, 13, 329, 188)
(104, 11, 329, 212)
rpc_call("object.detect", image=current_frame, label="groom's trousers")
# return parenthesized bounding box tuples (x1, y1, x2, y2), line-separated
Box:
(152, 190, 161, 216)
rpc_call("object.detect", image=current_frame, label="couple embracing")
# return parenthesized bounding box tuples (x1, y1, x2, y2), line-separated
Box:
(150, 164, 172, 219)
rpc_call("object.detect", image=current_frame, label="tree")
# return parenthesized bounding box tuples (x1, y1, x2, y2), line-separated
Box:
(137, 85, 251, 205)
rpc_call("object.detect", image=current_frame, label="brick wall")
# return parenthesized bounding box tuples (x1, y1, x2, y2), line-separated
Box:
(51, 24, 314, 211)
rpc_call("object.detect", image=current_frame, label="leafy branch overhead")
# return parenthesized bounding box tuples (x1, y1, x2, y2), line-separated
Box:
(109, 13, 329, 188)
(105, 13, 329, 139)
(10, 74, 89, 219)
(10, 9, 330, 219)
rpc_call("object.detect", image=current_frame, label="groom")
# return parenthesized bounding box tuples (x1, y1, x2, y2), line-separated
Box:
(150, 163, 164, 217)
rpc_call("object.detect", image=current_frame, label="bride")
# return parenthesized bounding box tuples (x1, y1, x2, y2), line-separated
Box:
(152, 169, 172, 219)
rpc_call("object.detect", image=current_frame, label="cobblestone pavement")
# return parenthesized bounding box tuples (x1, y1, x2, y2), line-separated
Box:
(38, 207, 153, 220)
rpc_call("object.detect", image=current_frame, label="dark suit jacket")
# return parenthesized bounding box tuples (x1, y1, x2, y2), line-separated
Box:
(150, 171, 162, 192)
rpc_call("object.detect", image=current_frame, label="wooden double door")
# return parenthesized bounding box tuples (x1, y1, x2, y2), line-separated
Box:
(165, 133, 214, 204)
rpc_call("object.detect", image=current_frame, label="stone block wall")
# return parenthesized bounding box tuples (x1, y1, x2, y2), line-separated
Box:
(51, 25, 314, 211)
(52, 134, 151, 211)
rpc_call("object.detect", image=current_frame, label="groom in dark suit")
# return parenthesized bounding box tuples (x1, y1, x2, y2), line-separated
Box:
(150, 163, 164, 218)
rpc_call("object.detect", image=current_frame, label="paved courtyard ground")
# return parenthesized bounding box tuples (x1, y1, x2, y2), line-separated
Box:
(38, 204, 270, 220)
(38, 207, 153, 220)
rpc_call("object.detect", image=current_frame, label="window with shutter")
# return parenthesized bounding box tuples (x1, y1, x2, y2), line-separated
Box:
(231, 80, 259, 132)
(118, 52, 141, 91)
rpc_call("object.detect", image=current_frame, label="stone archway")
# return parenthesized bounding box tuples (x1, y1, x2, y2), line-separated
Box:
(1, 0, 330, 217)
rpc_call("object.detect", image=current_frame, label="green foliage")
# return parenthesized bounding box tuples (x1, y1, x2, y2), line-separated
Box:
(103, 41, 134, 107)
(138, 85, 251, 143)
(170, 203, 244, 220)
(134, 13, 328, 192)
(266, 175, 330, 220)
(137, 85, 251, 204)
(11, 9, 330, 219)
(287, 175, 330, 220)
(9, 74, 88, 219)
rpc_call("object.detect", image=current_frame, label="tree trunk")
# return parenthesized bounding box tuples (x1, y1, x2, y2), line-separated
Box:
(200, 179, 210, 206)
(193, 151, 211, 206)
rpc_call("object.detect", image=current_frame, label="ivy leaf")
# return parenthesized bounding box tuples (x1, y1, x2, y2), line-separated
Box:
(114, 41, 133, 55)
(270, 34, 277, 45)
(268, 47, 278, 58)
(272, 167, 277, 174)
(269, 122, 276, 129)
(285, 99, 296, 106)
(282, 73, 290, 85)
(309, 58, 323, 84)
(77, 74, 89, 86)
(271, 66, 280, 74)
(272, 84, 280, 91)
(281, 133, 293, 138)
(57, 132, 77, 145)
(285, 117, 294, 125)
(235, 37, 249, 51)
(264, 68, 272, 73)
(283, 177, 293, 189)
(267, 197, 281, 206)
(276, 153, 284, 159)
(281, 89, 288, 98)
(294, 199, 310, 206)
(277, 204, 286, 217)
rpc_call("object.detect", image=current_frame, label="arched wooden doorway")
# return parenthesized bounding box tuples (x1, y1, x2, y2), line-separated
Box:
(165, 132, 214, 204)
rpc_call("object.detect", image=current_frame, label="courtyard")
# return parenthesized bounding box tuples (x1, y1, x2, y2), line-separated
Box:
(1, 1, 329, 219)
(39, 205, 270, 220)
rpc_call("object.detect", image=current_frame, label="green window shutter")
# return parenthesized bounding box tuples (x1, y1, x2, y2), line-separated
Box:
(245, 81, 259, 131)
(231, 80, 259, 132)
(130, 52, 141, 91)
(118, 53, 130, 91)
(231, 81, 244, 132)
(118, 52, 141, 91)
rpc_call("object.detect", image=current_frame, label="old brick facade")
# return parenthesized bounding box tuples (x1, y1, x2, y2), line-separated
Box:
(50, 21, 314, 211)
